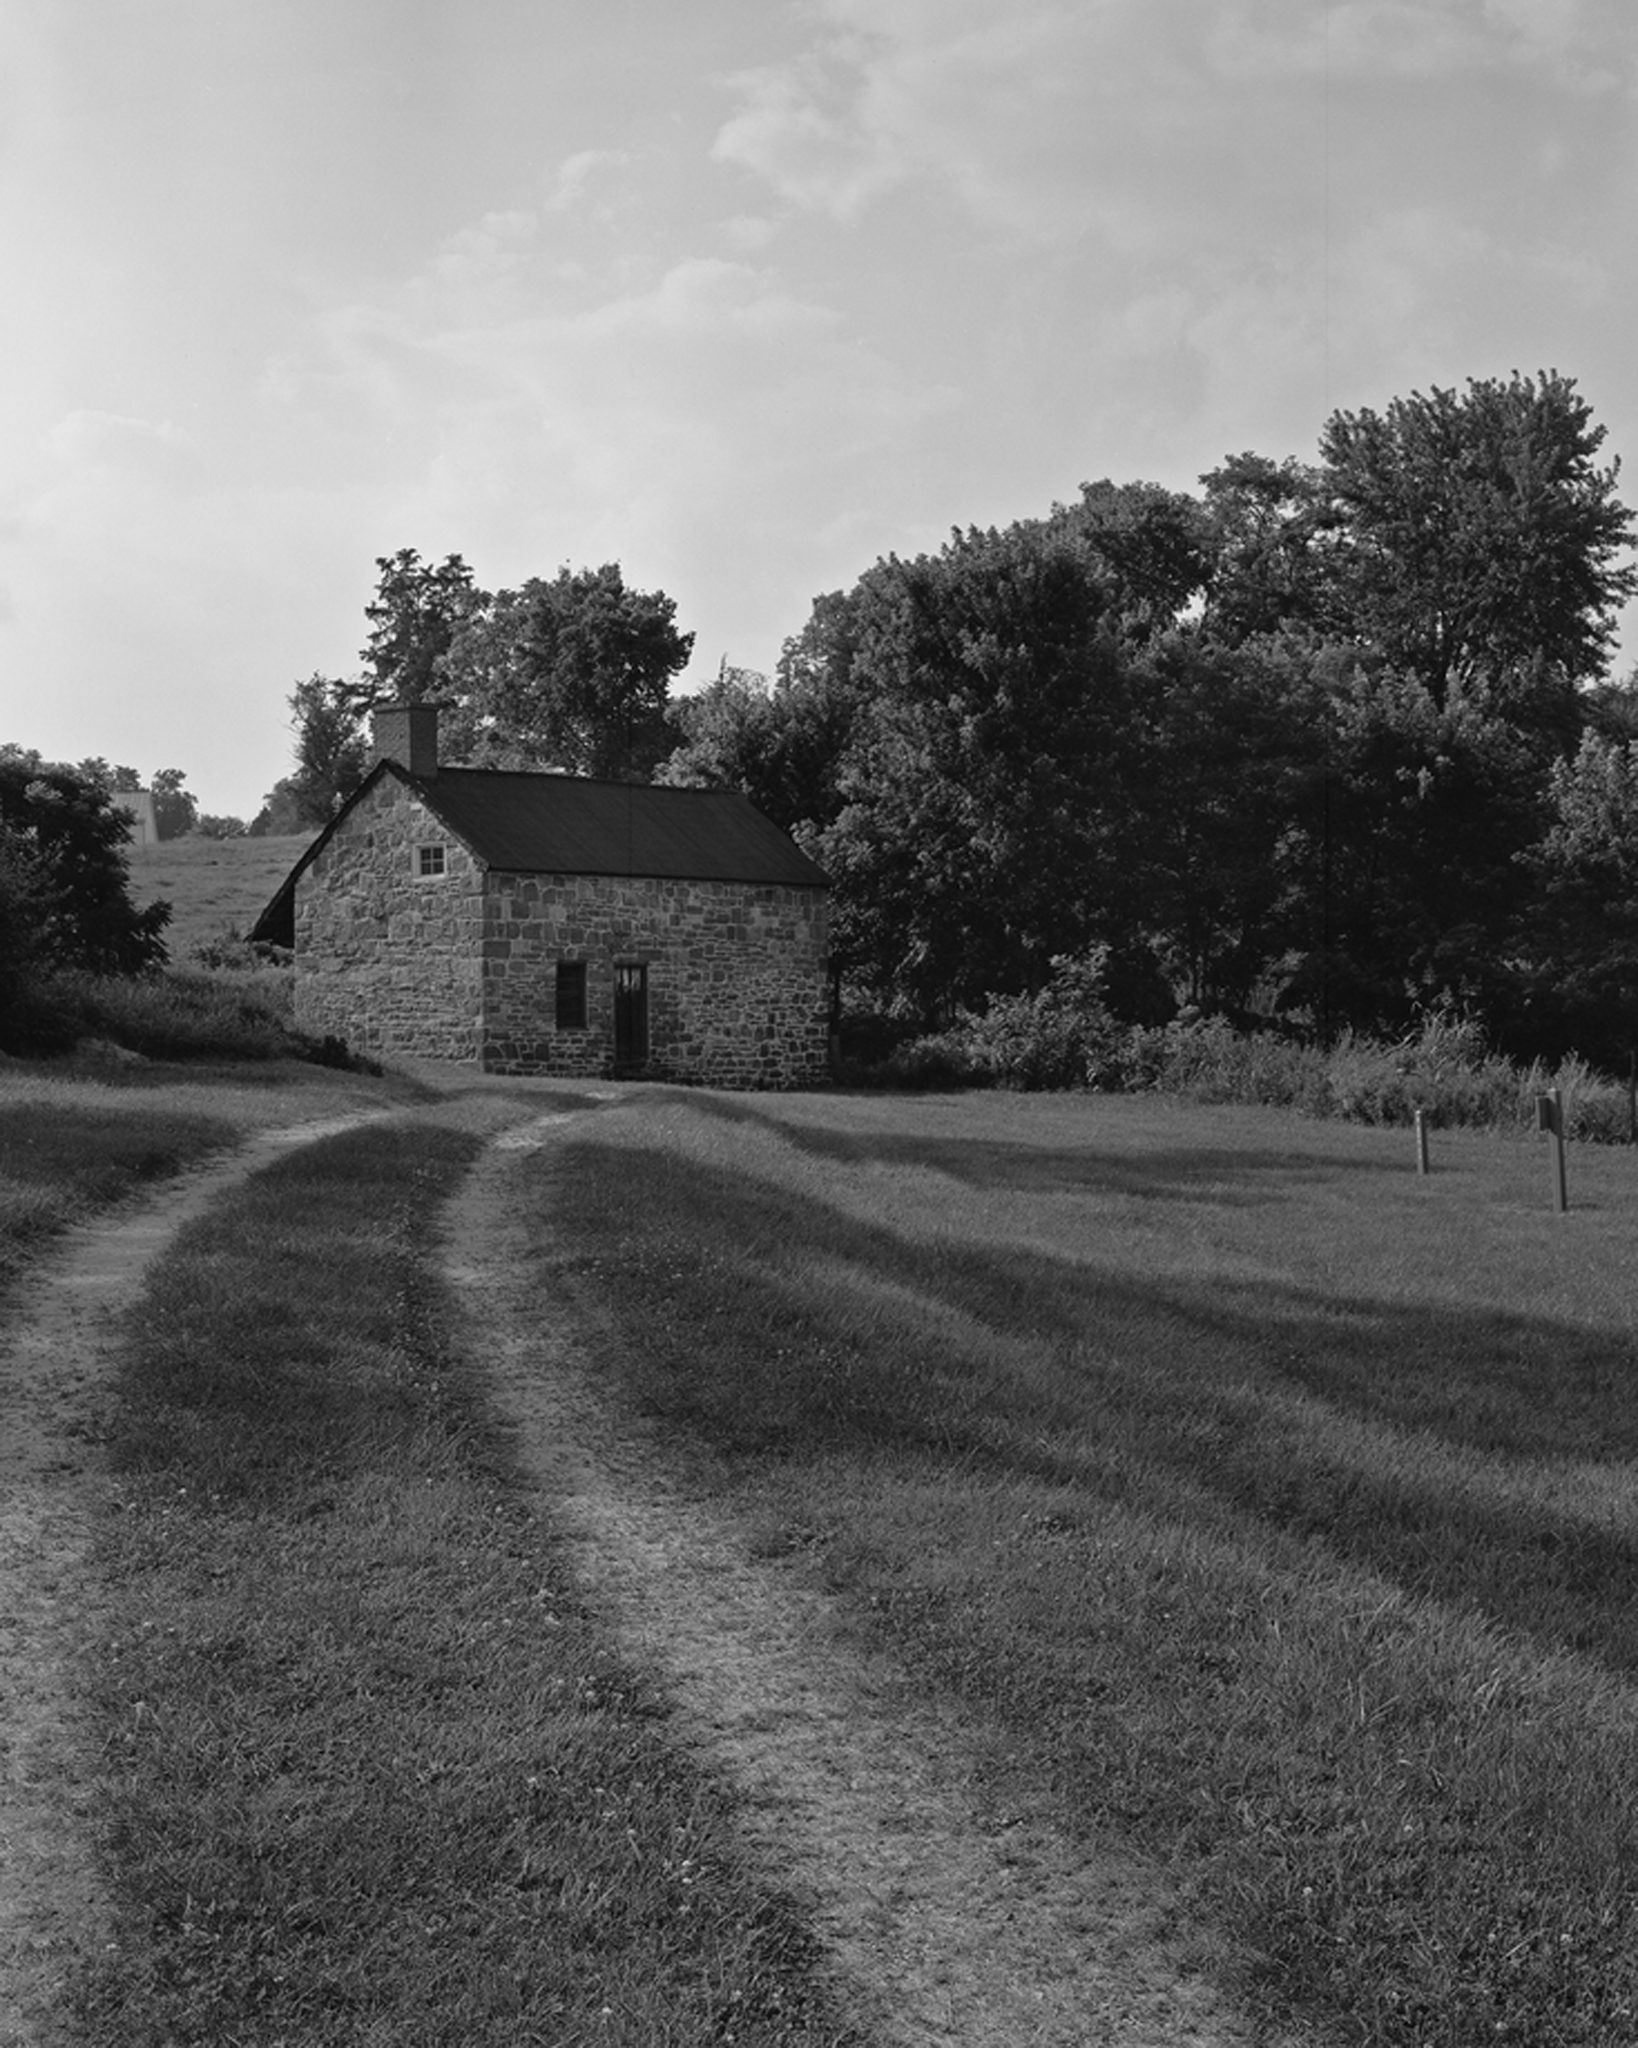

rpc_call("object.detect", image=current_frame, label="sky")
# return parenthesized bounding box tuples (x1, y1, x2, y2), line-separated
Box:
(3, 0, 1636, 821)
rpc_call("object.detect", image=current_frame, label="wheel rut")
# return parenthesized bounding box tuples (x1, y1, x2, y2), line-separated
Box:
(445, 1112, 1308, 2048)
(0, 1113, 384, 2048)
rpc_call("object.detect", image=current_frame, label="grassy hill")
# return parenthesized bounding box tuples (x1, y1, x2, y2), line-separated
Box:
(128, 832, 310, 961)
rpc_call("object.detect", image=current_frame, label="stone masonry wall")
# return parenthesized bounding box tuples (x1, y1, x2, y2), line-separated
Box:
(481, 871, 830, 1088)
(293, 777, 485, 1061)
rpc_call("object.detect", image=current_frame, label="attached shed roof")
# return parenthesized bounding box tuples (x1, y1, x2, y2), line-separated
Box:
(249, 763, 827, 948)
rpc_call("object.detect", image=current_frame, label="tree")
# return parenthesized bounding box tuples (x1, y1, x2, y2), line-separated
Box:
(149, 768, 198, 840)
(0, 748, 169, 972)
(1198, 454, 1337, 644)
(657, 593, 868, 838)
(248, 780, 310, 837)
(1317, 371, 1637, 707)
(1267, 654, 1553, 1040)
(657, 662, 783, 800)
(442, 563, 693, 779)
(1054, 478, 1213, 640)
(0, 819, 53, 1026)
(1130, 631, 1323, 1015)
(75, 759, 198, 839)
(286, 674, 370, 826)
(360, 548, 487, 702)
(812, 521, 1145, 1018)
(1521, 732, 1638, 1066)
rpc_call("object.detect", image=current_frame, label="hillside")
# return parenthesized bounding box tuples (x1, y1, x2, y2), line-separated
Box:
(127, 833, 310, 962)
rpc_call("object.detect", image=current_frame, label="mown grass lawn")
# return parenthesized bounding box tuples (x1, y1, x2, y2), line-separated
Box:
(524, 1086, 1638, 2048)
(73, 1108, 861, 2048)
(0, 1057, 404, 1300)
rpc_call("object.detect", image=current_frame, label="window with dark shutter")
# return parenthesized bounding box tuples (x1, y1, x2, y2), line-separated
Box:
(555, 961, 587, 1030)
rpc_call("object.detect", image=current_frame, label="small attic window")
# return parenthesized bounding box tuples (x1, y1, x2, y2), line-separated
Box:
(417, 844, 447, 878)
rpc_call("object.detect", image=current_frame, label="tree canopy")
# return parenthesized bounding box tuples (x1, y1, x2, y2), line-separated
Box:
(1316, 372, 1636, 701)
(282, 371, 1638, 1065)
(441, 563, 692, 779)
(360, 549, 487, 704)
(0, 749, 170, 974)
(663, 370, 1638, 1054)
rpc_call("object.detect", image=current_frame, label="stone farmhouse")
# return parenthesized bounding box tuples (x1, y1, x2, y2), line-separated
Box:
(251, 705, 831, 1087)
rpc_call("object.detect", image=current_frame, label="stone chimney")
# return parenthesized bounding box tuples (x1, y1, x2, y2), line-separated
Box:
(370, 702, 439, 778)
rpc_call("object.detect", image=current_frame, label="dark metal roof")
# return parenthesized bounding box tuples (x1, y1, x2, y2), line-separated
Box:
(413, 768, 829, 885)
(248, 763, 827, 948)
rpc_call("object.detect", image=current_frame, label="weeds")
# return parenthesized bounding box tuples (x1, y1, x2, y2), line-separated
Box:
(877, 976, 1638, 1141)
(0, 964, 383, 1073)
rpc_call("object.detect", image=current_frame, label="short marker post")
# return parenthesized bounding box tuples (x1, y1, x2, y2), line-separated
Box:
(1413, 1108, 1429, 1175)
(1536, 1089, 1568, 1213)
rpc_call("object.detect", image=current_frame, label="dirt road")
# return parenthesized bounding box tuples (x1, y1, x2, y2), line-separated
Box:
(444, 1104, 1303, 2048)
(2, 1090, 1309, 2047)
(0, 1115, 381, 2048)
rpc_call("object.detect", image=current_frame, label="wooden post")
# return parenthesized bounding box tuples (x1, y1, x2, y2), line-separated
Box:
(1413, 1108, 1429, 1175)
(1536, 1089, 1568, 1213)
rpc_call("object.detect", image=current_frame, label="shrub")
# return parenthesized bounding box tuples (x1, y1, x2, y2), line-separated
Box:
(938, 952, 1127, 1091)
(0, 752, 170, 973)
(0, 964, 370, 1071)
(880, 996, 1638, 1140)
(1136, 1012, 1332, 1111)
(189, 930, 292, 972)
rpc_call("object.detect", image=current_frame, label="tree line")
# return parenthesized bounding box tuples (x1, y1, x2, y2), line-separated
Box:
(281, 369, 1638, 1068)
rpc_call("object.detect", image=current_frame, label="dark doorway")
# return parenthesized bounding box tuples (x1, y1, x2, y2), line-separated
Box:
(614, 963, 649, 1065)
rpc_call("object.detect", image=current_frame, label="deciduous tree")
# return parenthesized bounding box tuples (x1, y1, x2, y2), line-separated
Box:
(442, 563, 692, 780)
(286, 674, 371, 825)
(1521, 732, 1638, 1066)
(360, 548, 487, 702)
(0, 749, 169, 972)
(814, 521, 1144, 1017)
(1317, 371, 1636, 704)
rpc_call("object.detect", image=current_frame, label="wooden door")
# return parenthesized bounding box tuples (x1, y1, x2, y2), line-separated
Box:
(614, 963, 648, 1065)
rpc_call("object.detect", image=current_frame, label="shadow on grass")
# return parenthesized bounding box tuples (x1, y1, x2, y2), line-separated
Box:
(681, 1089, 1411, 1204)
(90, 1112, 865, 2048)
(112, 1122, 495, 1498)
(550, 1128, 1638, 1681)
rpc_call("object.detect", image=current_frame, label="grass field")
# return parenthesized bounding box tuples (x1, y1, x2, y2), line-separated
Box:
(530, 1087, 1638, 2047)
(69, 1105, 860, 2048)
(14, 1069, 1638, 2045)
(0, 1056, 410, 1301)
(126, 833, 309, 960)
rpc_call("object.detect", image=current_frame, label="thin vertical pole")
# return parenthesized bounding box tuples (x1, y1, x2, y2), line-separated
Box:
(1550, 1087, 1568, 1214)
(1414, 1108, 1429, 1175)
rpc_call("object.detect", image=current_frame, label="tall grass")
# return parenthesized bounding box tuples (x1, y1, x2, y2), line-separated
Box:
(528, 1088, 1638, 2047)
(78, 1117, 862, 2048)
(0, 963, 376, 1072)
(884, 999, 1636, 1141)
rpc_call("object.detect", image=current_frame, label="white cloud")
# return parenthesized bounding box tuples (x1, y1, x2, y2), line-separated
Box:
(713, 0, 1633, 256)
(720, 212, 778, 252)
(545, 148, 631, 212)
(43, 409, 186, 464)
(713, 46, 908, 220)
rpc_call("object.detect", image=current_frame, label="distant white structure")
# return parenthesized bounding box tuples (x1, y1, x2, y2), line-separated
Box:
(111, 789, 159, 846)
